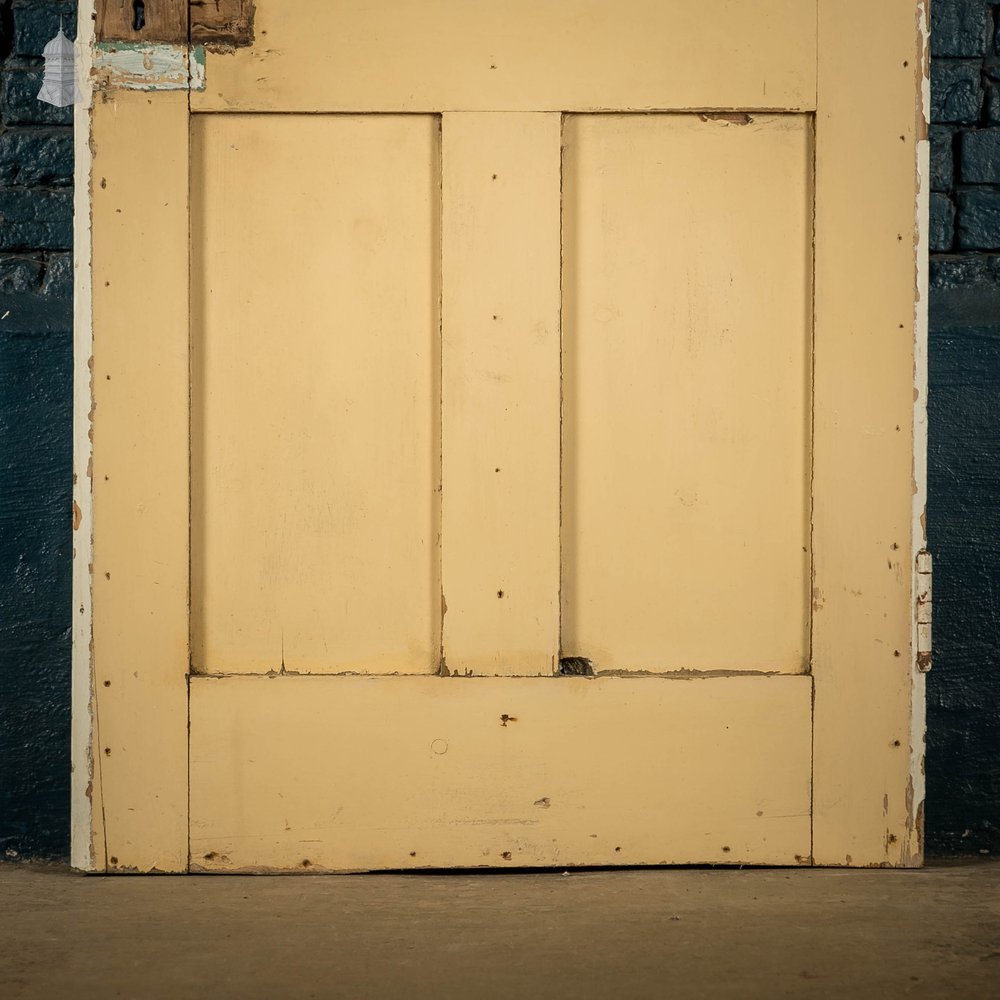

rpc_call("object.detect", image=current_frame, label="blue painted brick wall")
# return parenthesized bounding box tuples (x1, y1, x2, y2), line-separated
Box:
(928, 0, 1000, 856)
(0, 0, 74, 859)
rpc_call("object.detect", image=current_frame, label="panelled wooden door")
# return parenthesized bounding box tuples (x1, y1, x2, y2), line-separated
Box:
(75, 0, 928, 872)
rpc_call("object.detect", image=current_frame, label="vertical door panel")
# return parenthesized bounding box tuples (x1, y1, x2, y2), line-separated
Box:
(88, 91, 190, 872)
(191, 115, 441, 675)
(811, 0, 926, 866)
(561, 114, 813, 673)
(441, 113, 562, 676)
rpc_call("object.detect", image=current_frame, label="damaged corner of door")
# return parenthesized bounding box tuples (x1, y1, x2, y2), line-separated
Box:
(92, 0, 255, 91)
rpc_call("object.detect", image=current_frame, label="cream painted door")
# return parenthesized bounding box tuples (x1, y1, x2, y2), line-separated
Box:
(76, 0, 928, 872)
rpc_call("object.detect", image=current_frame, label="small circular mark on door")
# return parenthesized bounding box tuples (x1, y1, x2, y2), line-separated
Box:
(431, 738, 448, 755)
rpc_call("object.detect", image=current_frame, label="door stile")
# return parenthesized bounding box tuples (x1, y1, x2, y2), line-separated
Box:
(811, 0, 927, 867)
(70, 1, 97, 873)
(440, 113, 563, 676)
(81, 88, 192, 872)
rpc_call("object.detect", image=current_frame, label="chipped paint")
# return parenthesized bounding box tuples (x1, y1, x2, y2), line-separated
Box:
(914, 0, 930, 141)
(906, 0, 931, 868)
(71, 0, 97, 872)
(94, 42, 206, 91)
(698, 112, 754, 126)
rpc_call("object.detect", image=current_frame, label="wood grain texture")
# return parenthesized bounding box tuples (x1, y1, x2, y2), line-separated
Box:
(193, 0, 817, 113)
(190, 115, 441, 676)
(441, 113, 561, 676)
(89, 90, 190, 872)
(812, 0, 925, 867)
(561, 114, 812, 674)
(96, 0, 188, 43)
(190, 674, 813, 871)
(190, 0, 254, 48)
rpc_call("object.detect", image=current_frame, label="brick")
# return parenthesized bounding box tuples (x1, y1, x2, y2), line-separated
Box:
(1, 69, 74, 126)
(0, 190, 72, 251)
(930, 253, 1000, 291)
(957, 188, 1000, 249)
(931, 193, 957, 251)
(931, 0, 990, 58)
(986, 83, 1000, 124)
(41, 253, 72, 298)
(11, 1, 78, 58)
(932, 61, 984, 124)
(984, 57, 1000, 83)
(960, 128, 1000, 182)
(0, 290, 73, 334)
(0, 255, 44, 293)
(931, 126, 956, 191)
(0, 128, 73, 186)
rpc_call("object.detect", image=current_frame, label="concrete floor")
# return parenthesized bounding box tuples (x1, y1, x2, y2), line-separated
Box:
(2, 860, 999, 999)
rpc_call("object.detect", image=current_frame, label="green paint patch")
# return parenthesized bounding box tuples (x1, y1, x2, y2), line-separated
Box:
(93, 42, 206, 92)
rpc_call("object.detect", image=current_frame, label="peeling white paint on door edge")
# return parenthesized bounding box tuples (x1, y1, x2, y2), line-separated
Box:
(70, 0, 96, 871)
(909, 0, 930, 862)
(93, 42, 206, 91)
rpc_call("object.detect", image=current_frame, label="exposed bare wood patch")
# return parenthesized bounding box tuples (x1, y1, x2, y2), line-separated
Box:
(96, 0, 254, 49)
(96, 0, 188, 44)
(698, 112, 754, 125)
(191, 0, 255, 50)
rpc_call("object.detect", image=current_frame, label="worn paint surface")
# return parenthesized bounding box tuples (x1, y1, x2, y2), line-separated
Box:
(561, 113, 812, 673)
(190, 675, 812, 871)
(441, 113, 561, 677)
(88, 88, 190, 872)
(93, 42, 205, 91)
(78, 0, 926, 871)
(193, 0, 817, 114)
(191, 115, 440, 676)
(69, 0, 96, 871)
(908, 0, 931, 863)
(811, 0, 926, 867)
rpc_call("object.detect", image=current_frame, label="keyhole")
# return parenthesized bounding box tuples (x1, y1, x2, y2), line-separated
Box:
(132, 0, 146, 31)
